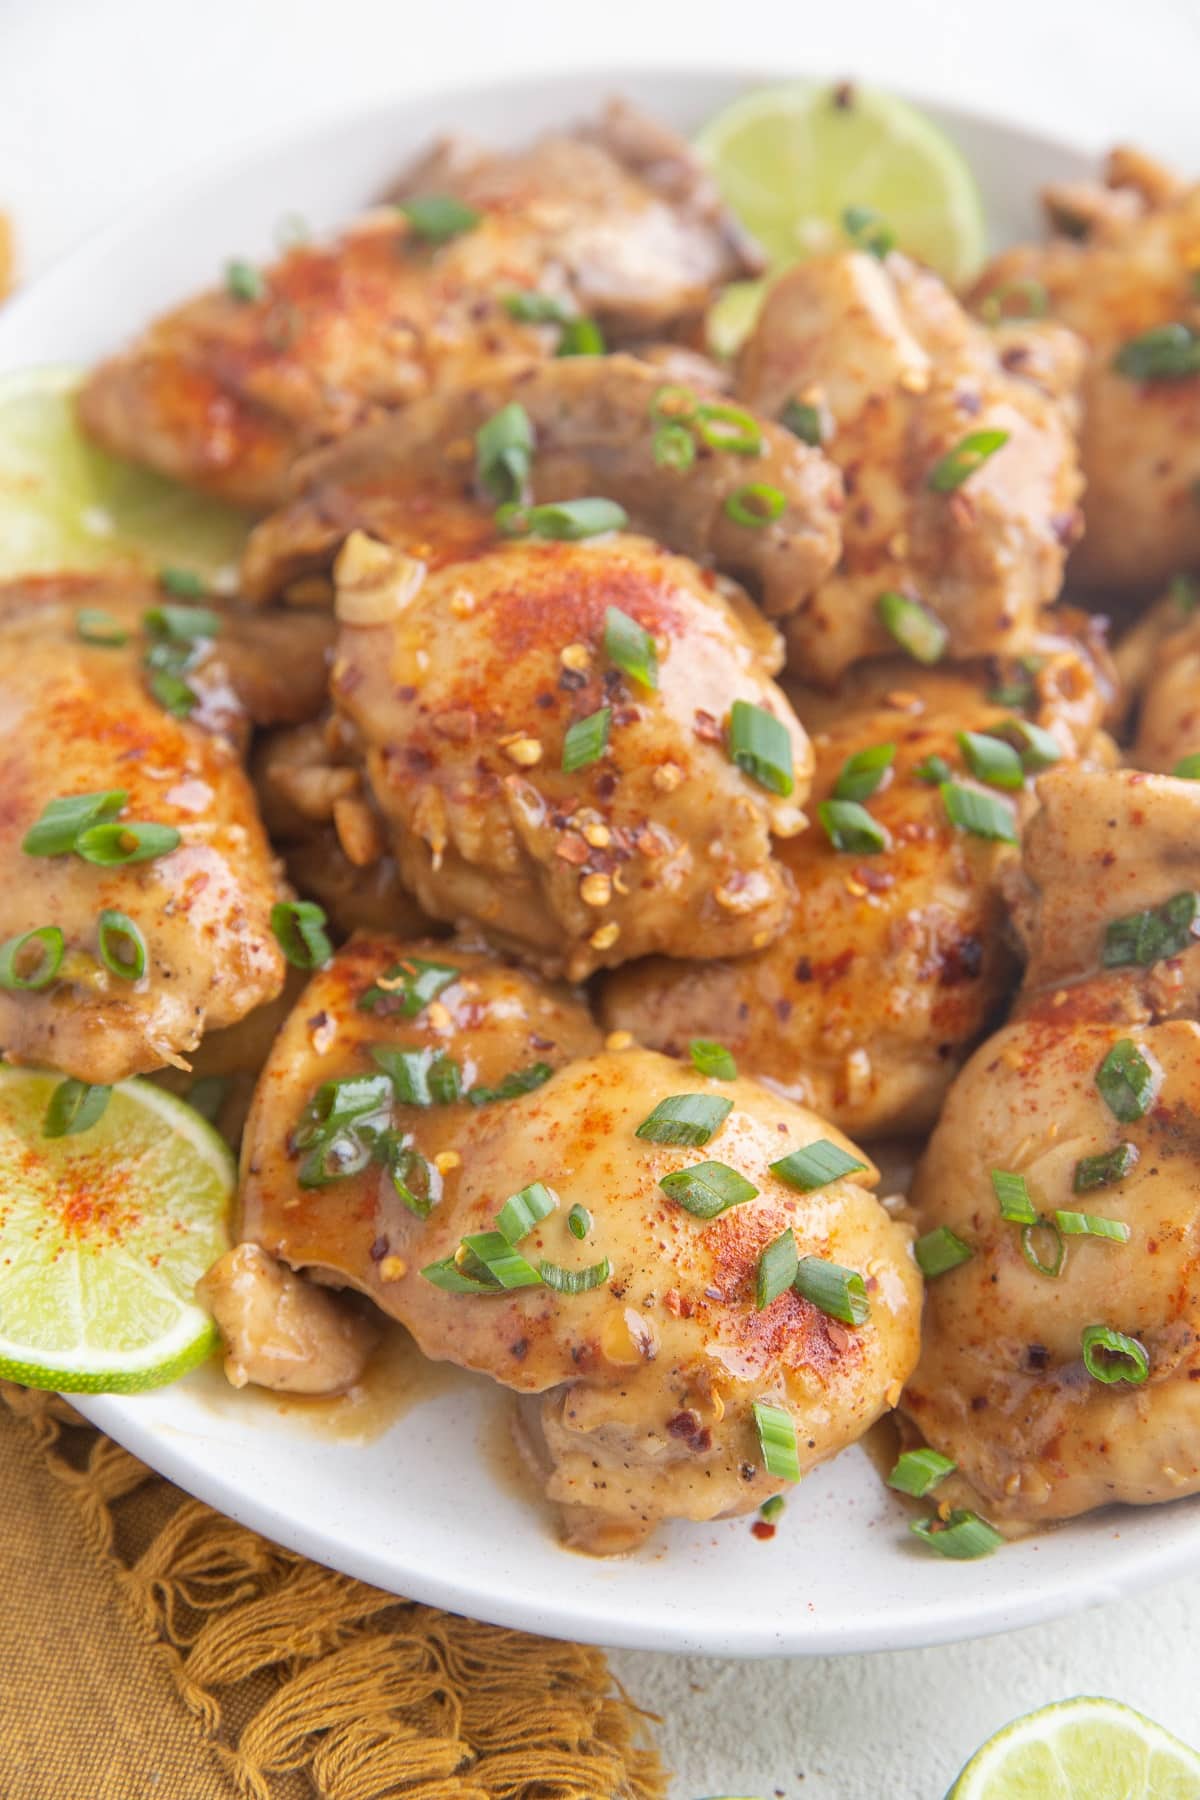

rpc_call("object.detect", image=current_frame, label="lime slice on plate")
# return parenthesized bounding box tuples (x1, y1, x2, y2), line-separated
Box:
(697, 81, 988, 354)
(0, 364, 251, 582)
(947, 1697, 1200, 1800)
(0, 1068, 233, 1392)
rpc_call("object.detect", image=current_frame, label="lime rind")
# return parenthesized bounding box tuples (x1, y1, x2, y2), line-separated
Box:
(947, 1696, 1200, 1800)
(0, 1070, 233, 1393)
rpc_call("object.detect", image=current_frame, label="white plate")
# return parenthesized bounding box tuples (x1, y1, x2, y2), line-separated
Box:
(6, 68, 1199, 1659)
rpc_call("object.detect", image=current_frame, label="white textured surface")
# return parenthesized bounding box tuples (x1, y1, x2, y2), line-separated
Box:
(3, 4, 1200, 1794)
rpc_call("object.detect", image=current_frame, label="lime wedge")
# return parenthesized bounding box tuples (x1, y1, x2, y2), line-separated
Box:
(0, 364, 252, 582)
(948, 1697, 1200, 1800)
(696, 81, 987, 352)
(0, 1068, 233, 1392)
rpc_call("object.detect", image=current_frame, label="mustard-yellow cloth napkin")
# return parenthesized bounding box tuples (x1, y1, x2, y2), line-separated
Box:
(0, 1384, 666, 1800)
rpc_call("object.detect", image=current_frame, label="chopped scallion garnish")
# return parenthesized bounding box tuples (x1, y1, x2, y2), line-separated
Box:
(659, 1160, 758, 1219)
(817, 798, 891, 855)
(770, 1138, 866, 1193)
(159, 567, 207, 599)
(501, 290, 571, 323)
(689, 1039, 737, 1081)
(832, 741, 895, 803)
(567, 1204, 592, 1240)
(724, 483, 785, 528)
(74, 821, 182, 866)
(756, 1227, 799, 1310)
(913, 754, 953, 786)
(887, 1447, 956, 1498)
(990, 1169, 1037, 1224)
(1102, 892, 1200, 968)
(1172, 753, 1200, 779)
(957, 730, 1025, 792)
(927, 429, 1010, 493)
(269, 900, 332, 971)
(143, 601, 220, 641)
(539, 1257, 610, 1293)
(980, 278, 1049, 323)
(636, 1093, 732, 1147)
(497, 497, 628, 541)
(753, 1400, 802, 1483)
(759, 1494, 786, 1523)
(727, 699, 795, 797)
(76, 608, 128, 647)
(1054, 1210, 1130, 1243)
(1095, 1038, 1161, 1123)
(458, 1230, 544, 1290)
(562, 706, 611, 773)
(911, 1509, 1003, 1559)
(371, 1045, 463, 1107)
(780, 398, 823, 445)
(420, 1256, 500, 1295)
(914, 1226, 972, 1278)
(466, 1062, 553, 1105)
(939, 781, 1017, 844)
(556, 317, 606, 357)
(993, 717, 1062, 772)
(1073, 1142, 1139, 1192)
(603, 605, 659, 691)
(43, 1079, 111, 1140)
(1081, 1322, 1149, 1384)
(358, 957, 459, 1018)
(0, 926, 65, 991)
(876, 591, 947, 665)
(793, 1256, 870, 1326)
(97, 908, 146, 981)
(653, 422, 696, 471)
(397, 194, 481, 243)
(1113, 323, 1200, 382)
(22, 789, 127, 858)
(693, 402, 763, 456)
(476, 402, 534, 504)
(496, 1181, 558, 1246)
(842, 204, 895, 257)
(1020, 1218, 1065, 1278)
(225, 260, 263, 303)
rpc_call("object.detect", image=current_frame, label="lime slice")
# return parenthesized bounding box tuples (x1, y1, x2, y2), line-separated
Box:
(0, 364, 252, 582)
(0, 1068, 233, 1392)
(696, 81, 987, 353)
(948, 1697, 1200, 1800)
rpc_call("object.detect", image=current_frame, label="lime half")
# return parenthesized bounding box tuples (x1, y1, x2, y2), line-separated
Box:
(948, 1697, 1200, 1800)
(697, 81, 987, 354)
(0, 364, 251, 583)
(0, 1068, 233, 1392)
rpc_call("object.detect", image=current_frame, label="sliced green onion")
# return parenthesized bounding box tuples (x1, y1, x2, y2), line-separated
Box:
(887, 1447, 957, 1498)
(0, 926, 65, 991)
(914, 1226, 973, 1278)
(753, 1400, 802, 1483)
(1102, 892, 1200, 968)
(759, 1495, 786, 1523)
(659, 1160, 758, 1219)
(771, 1138, 866, 1193)
(143, 601, 220, 641)
(957, 730, 1025, 791)
(1170, 573, 1199, 614)
(225, 260, 263, 302)
(539, 1257, 610, 1293)
(636, 1093, 733, 1147)
(497, 497, 628, 541)
(927, 429, 1010, 493)
(292, 1072, 392, 1151)
(1054, 1210, 1131, 1243)
(980, 278, 1049, 323)
(728, 699, 795, 797)
(459, 1230, 544, 1290)
(397, 194, 480, 243)
(496, 1181, 558, 1246)
(1113, 323, 1200, 382)
(1021, 1219, 1065, 1278)
(817, 798, 891, 855)
(832, 741, 895, 803)
(1095, 1037, 1162, 1123)
(475, 402, 534, 505)
(1080, 1323, 1150, 1385)
(297, 1129, 375, 1190)
(1172, 753, 1200, 779)
(358, 956, 459, 1017)
(270, 900, 332, 970)
(567, 1204, 592, 1240)
(556, 316, 606, 357)
(562, 706, 611, 772)
(993, 718, 1062, 772)
(159, 567, 207, 600)
(97, 909, 146, 981)
(604, 605, 659, 690)
(756, 1227, 799, 1310)
(911, 1509, 1003, 1560)
(74, 821, 182, 866)
(939, 781, 1017, 844)
(913, 754, 953, 786)
(43, 1079, 111, 1139)
(501, 290, 571, 323)
(420, 1256, 500, 1295)
(381, 1139, 442, 1219)
(689, 1039, 737, 1081)
(466, 1062, 553, 1105)
(724, 483, 785, 528)
(876, 591, 947, 665)
(1073, 1142, 1139, 1192)
(780, 398, 823, 445)
(652, 422, 696, 472)
(76, 608, 128, 646)
(147, 666, 198, 718)
(990, 1169, 1037, 1224)
(648, 383, 698, 427)
(693, 402, 763, 456)
(22, 789, 127, 857)
(371, 1045, 463, 1107)
(793, 1256, 869, 1326)
(842, 204, 895, 257)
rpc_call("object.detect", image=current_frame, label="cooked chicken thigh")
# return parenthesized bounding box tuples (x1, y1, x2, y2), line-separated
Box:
(902, 765, 1200, 1522)
(326, 529, 810, 978)
(240, 353, 842, 620)
(237, 937, 921, 1548)
(79, 105, 759, 510)
(738, 251, 1084, 685)
(971, 149, 1200, 595)
(197, 1241, 376, 1394)
(0, 573, 292, 1082)
(601, 624, 1113, 1138)
(1114, 585, 1200, 773)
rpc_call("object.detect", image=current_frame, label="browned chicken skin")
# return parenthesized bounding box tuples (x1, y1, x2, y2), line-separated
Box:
(903, 765, 1200, 1522)
(325, 530, 810, 979)
(240, 354, 843, 620)
(78, 105, 760, 511)
(971, 148, 1200, 595)
(0, 573, 295, 1082)
(238, 937, 921, 1548)
(738, 251, 1084, 685)
(600, 625, 1113, 1138)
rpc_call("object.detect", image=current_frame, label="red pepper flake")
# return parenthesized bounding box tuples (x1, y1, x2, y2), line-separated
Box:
(693, 709, 723, 744)
(751, 1519, 777, 1541)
